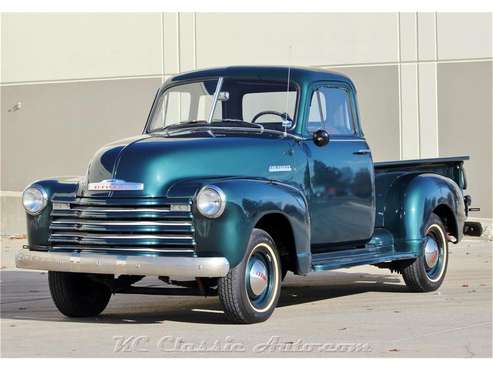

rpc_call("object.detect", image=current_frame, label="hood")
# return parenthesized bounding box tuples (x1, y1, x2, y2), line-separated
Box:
(81, 133, 300, 198)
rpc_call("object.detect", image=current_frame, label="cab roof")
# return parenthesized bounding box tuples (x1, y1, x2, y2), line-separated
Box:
(167, 65, 356, 90)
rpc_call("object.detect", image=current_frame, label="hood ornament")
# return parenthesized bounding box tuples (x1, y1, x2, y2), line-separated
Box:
(88, 179, 144, 191)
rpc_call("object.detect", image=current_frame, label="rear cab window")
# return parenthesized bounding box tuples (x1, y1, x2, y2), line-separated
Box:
(242, 91, 297, 123)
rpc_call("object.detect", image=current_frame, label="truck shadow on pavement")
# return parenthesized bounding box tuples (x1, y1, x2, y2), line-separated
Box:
(1, 270, 408, 325)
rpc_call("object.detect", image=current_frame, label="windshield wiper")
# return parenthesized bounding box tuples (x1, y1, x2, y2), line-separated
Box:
(164, 125, 302, 140)
(152, 120, 209, 136)
(179, 120, 209, 125)
(150, 118, 301, 139)
(153, 119, 265, 137)
(212, 119, 265, 133)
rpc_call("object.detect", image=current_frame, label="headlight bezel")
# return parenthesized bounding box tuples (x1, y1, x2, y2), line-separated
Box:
(22, 184, 48, 216)
(196, 185, 226, 219)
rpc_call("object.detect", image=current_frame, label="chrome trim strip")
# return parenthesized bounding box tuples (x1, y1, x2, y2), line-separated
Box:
(51, 247, 195, 253)
(299, 138, 366, 142)
(16, 249, 230, 277)
(329, 138, 366, 142)
(51, 220, 192, 227)
(49, 232, 194, 240)
(87, 180, 144, 192)
(353, 149, 371, 155)
(54, 207, 173, 213)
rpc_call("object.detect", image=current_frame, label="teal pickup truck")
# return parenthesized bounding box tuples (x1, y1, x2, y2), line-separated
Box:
(16, 66, 482, 324)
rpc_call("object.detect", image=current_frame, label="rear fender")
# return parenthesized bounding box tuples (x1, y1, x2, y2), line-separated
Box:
(383, 173, 465, 255)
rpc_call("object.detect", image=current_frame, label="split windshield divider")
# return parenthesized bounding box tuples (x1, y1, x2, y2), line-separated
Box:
(207, 77, 224, 123)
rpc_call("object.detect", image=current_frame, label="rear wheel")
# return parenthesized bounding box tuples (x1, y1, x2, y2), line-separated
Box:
(48, 271, 112, 317)
(218, 228, 281, 324)
(401, 214, 449, 292)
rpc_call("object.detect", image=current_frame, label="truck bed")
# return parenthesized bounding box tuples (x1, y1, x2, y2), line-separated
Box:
(373, 156, 469, 228)
(374, 156, 469, 171)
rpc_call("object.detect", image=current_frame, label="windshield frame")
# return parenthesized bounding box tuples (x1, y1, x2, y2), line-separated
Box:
(143, 76, 301, 135)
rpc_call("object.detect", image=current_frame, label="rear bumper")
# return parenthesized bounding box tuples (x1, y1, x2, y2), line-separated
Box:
(15, 248, 230, 278)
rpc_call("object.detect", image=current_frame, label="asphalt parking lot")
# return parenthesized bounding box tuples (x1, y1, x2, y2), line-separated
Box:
(1, 237, 491, 357)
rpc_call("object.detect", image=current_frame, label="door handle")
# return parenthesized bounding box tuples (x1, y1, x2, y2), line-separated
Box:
(353, 149, 371, 155)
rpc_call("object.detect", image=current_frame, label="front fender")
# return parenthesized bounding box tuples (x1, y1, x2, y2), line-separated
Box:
(384, 173, 465, 255)
(170, 178, 311, 274)
(23, 177, 80, 246)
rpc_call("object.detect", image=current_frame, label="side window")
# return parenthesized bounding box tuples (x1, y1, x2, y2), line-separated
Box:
(307, 86, 354, 135)
(307, 90, 326, 132)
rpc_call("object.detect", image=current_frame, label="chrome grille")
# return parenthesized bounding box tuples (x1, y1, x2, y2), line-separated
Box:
(49, 199, 195, 253)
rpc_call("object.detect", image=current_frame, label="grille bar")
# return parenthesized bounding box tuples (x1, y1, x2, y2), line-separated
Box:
(51, 219, 192, 226)
(49, 199, 195, 251)
(49, 233, 195, 246)
(50, 219, 193, 234)
(51, 208, 192, 220)
(50, 246, 195, 253)
(50, 232, 193, 240)
(67, 207, 172, 212)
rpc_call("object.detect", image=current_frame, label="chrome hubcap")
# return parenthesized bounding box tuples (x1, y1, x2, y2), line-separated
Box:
(248, 258, 269, 297)
(424, 236, 440, 269)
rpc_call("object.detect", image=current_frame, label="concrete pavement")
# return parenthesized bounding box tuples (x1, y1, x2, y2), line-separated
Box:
(1, 237, 491, 357)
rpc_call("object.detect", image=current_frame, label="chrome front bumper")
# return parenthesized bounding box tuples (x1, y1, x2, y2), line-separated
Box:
(15, 249, 230, 278)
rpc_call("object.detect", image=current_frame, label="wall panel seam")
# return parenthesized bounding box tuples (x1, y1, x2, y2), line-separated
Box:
(193, 12, 197, 69)
(161, 12, 165, 83)
(434, 12, 439, 61)
(415, 12, 421, 158)
(397, 12, 403, 160)
(434, 12, 440, 156)
(177, 13, 181, 73)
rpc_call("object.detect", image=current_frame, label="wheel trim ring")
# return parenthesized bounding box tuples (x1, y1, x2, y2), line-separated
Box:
(248, 257, 269, 297)
(424, 236, 440, 269)
(244, 243, 279, 313)
(424, 224, 447, 282)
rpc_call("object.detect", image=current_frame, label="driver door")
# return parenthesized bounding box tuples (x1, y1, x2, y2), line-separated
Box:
(305, 83, 375, 253)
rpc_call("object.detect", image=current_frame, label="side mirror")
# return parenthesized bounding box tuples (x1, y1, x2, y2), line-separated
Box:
(313, 129, 330, 147)
(218, 91, 230, 101)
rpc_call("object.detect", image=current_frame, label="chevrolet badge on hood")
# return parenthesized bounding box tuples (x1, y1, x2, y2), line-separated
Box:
(88, 179, 144, 191)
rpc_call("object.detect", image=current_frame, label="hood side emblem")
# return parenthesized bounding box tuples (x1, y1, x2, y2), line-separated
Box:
(268, 165, 292, 173)
(88, 179, 144, 191)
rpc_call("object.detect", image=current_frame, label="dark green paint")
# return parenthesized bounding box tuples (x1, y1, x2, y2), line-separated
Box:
(24, 66, 468, 275)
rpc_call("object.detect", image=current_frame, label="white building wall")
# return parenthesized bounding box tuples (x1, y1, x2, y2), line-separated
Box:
(1, 12, 492, 235)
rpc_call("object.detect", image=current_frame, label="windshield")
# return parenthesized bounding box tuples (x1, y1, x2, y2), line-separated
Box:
(147, 77, 298, 133)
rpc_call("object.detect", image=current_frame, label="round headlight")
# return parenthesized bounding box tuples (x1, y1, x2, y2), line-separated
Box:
(22, 185, 48, 215)
(196, 185, 226, 218)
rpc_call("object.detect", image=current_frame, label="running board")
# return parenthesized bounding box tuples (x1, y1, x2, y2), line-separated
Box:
(310, 228, 417, 271)
(311, 249, 416, 272)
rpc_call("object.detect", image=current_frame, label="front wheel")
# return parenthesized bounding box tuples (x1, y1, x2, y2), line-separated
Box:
(401, 214, 449, 292)
(48, 271, 112, 317)
(218, 228, 282, 324)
